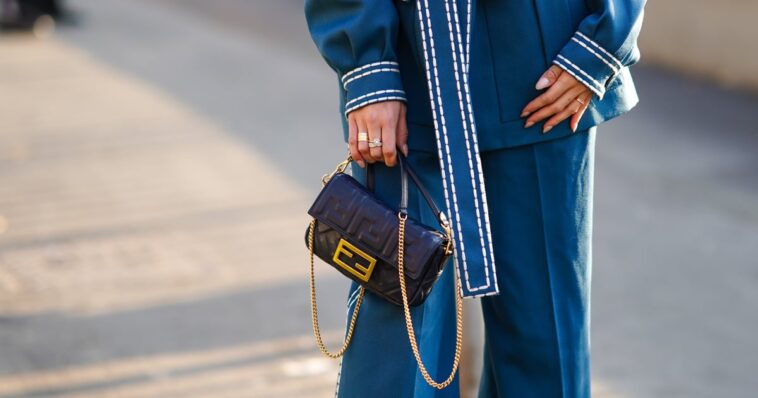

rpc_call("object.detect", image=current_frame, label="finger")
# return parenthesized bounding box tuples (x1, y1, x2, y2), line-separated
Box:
(382, 120, 397, 167)
(543, 92, 586, 134)
(397, 104, 409, 156)
(356, 117, 373, 163)
(522, 72, 577, 119)
(525, 84, 585, 129)
(368, 120, 383, 163)
(522, 65, 564, 117)
(535, 65, 563, 90)
(347, 114, 365, 168)
(570, 93, 592, 132)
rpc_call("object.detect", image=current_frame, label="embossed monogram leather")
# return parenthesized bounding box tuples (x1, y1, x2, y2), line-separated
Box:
(305, 155, 452, 306)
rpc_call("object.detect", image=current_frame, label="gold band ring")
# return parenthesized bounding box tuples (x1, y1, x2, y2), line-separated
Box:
(357, 131, 369, 142)
(575, 97, 585, 105)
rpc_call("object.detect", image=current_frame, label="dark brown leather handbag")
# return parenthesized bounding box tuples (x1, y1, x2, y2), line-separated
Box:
(305, 153, 463, 389)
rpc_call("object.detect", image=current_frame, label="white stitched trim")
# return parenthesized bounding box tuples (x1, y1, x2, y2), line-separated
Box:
(454, 0, 498, 293)
(570, 37, 619, 75)
(344, 96, 406, 116)
(344, 89, 406, 108)
(342, 68, 400, 89)
(445, 0, 493, 292)
(553, 59, 604, 98)
(341, 61, 399, 83)
(575, 31, 623, 69)
(556, 55, 604, 92)
(417, 0, 468, 295)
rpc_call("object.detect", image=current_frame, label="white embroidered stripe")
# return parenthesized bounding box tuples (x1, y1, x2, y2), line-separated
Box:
(454, 0, 498, 292)
(575, 31, 623, 69)
(556, 55, 605, 91)
(417, 0, 469, 292)
(344, 89, 406, 108)
(570, 37, 619, 75)
(552, 59, 604, 98)
(344, 96, 406, 116)
(342, 68, 401, 89)
(445, 0, 492, 292)
(341, 61, 399, 83)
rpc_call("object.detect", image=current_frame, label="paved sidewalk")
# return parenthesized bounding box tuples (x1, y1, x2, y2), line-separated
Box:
(0, 0, 757, 397)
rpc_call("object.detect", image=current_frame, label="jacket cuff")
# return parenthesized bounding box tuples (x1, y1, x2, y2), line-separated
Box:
(341, 61, 406, 118)
(552, 31, 624, 99)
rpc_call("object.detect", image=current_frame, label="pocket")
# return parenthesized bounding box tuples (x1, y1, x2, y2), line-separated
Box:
(482, 0, 551, 123)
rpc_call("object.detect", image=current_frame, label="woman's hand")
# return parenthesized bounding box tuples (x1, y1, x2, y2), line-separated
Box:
(347, 100, 408, 168)
(521, 65, 593, 133)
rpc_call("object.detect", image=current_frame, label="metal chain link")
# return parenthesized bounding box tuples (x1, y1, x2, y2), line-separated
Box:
(397, 212, 464, 389)
(309, 218, 364, 358)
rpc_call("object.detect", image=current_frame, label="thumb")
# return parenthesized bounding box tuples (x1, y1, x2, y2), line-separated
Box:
(535, 65, 563, 90)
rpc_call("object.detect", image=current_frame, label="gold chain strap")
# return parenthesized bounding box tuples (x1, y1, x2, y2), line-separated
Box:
(308, 154, 462, 388)
(397, 212, 464, 389)
(308, 218, 364, 358)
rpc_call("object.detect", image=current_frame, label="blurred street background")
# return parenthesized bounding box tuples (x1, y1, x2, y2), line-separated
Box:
(0, 1, 756, 397)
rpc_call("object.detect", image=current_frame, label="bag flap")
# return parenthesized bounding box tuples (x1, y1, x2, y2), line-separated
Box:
(308, 173, 444, 280)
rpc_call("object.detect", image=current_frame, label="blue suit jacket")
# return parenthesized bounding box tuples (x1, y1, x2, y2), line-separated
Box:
(305, 0, 645, 152)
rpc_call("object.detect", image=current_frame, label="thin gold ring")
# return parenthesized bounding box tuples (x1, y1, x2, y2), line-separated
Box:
(575, 97, 585, 105)
(368, 138, 382, 148)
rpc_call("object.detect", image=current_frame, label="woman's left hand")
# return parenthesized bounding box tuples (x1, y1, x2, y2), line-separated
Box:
(520, 65, 593, 134)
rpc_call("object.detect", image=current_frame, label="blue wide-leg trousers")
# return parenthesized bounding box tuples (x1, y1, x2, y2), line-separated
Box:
(336, 128, 596, 398)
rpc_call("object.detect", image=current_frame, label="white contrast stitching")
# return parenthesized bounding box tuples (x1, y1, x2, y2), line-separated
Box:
(455, 0, 498, 293)
(570, 37, 619, 75)
(556, 55, 605, 92)
(344, 89, 406, 108)
(342, 68, 401, 89)
(553, 59, 604, 98)
(341, 61, 399, 83)
(417, 0, 469, 295)
(446, 0, 492, 292)
(575, 31, 623, 69)
(344, 96, 406, 116)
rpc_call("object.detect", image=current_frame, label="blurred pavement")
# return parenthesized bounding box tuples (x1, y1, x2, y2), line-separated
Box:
(0, 0, 756, 397)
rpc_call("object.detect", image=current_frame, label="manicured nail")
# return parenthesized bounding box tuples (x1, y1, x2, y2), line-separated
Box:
(357, 160, 366, 168)
(542, 125, 553, 134)
(524, 121, 534, 128)
(402, 144, 409, 156)
(520, 111, 530, 117)
(535, 77, 550, 90)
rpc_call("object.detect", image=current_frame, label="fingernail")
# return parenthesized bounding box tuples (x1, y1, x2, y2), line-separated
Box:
(535, 77, 550, 90)
(520, 111, 530, 117)
(524, 121, 534, 128)
(402, 144, 409, 156)
(542, 125, 553, 134)
(357, 160, 366, 168)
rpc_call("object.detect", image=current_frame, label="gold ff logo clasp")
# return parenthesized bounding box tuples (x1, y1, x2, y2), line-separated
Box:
(333, 239, 377, 282)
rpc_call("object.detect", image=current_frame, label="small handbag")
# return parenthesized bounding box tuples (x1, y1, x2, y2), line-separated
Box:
(305, 153, 463, 389)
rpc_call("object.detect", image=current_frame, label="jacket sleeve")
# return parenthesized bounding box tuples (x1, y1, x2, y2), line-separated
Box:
(304, 0, 406, 118)
(552, 0, 646, 99)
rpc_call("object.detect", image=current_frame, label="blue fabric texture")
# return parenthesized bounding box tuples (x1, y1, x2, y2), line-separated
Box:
(335, 129, 596, 397)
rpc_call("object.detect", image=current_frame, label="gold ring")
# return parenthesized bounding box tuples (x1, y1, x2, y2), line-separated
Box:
(575, 97, 585, 105)
(358, 131, 368, 142)
(368, 138, 382, 148)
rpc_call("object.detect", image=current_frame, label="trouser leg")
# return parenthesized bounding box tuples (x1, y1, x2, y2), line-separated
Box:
(477, 129, 596, 398)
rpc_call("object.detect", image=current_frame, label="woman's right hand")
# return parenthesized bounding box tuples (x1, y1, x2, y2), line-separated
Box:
(347, 100, 408, 168)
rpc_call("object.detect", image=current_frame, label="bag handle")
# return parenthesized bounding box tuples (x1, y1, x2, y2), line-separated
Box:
(366, 152, 450, 228)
